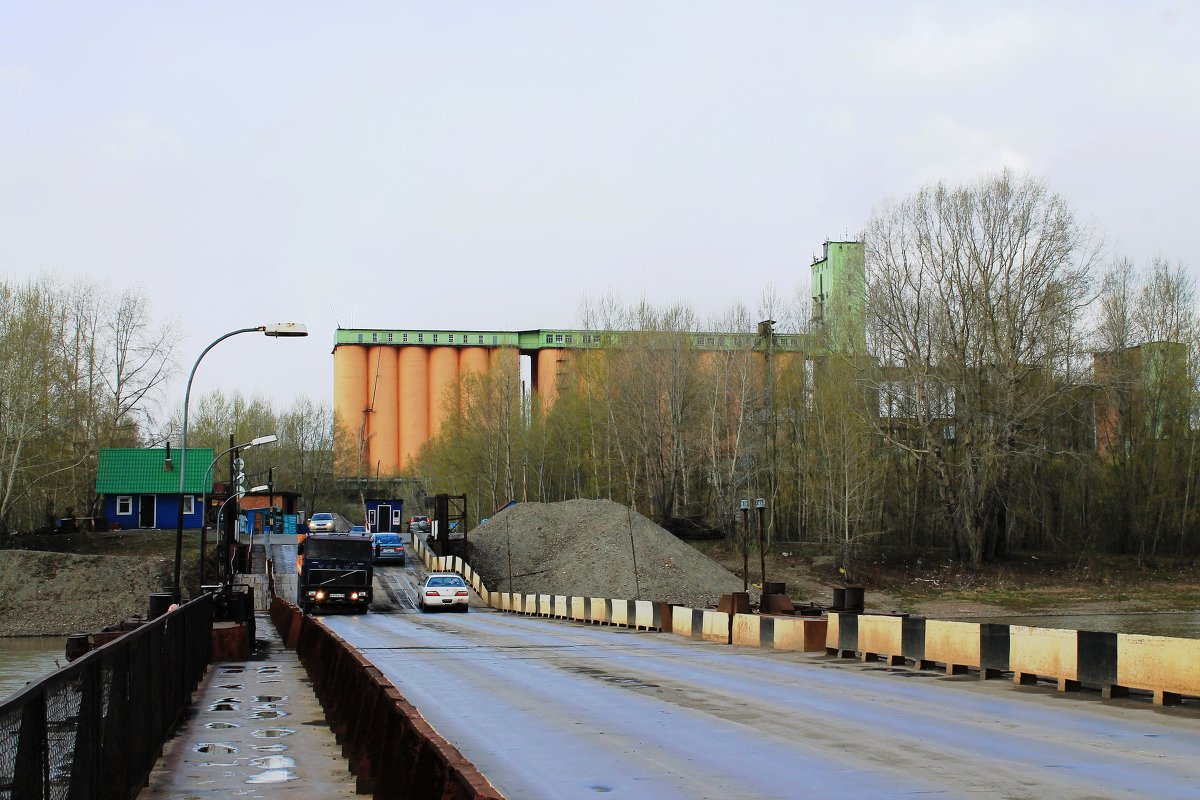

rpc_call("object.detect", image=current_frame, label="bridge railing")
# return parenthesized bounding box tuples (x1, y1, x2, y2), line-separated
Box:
(0, 593, 213, 800)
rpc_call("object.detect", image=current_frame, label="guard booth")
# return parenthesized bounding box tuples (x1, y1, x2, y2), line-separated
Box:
(365, 498, 404, 533)
(426, 493, 467, 558)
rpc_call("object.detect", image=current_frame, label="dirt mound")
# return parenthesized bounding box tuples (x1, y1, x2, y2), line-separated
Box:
(0, 551, 168, 636)
(468, 499, 750, 608)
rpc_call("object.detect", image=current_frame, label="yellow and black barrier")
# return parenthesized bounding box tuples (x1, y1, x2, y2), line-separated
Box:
(826, 611, 1198, 705)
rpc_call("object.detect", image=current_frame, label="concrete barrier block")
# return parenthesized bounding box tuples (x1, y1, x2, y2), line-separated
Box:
(554, 595, 569, 618)
(772, 616, 828, 652)
(610, 599, 631, 627)
(670, 606, 696, 638)
(570, 597, 587, 621)
(1010, 626, 1078, 686)
(589, 597, 610, 624)
(825, 611, 841, 653)
(859, 615, 904, 661)
(538, 594, 552, 616)
(634, 600, 657, 630)
(701, 609, 731, 644)
(1117, 633, 1200, 703)
(732, 614, 762, 647)
(925, 620, 981, 672)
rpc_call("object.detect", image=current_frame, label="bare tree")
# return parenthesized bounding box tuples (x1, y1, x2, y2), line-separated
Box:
(864, 171, 1097, 566)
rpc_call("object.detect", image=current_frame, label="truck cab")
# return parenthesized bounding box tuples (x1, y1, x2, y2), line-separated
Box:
(297, 532, 374, 614)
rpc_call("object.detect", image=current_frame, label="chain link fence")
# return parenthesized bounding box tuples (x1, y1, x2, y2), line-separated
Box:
(0, 593, 213, 800)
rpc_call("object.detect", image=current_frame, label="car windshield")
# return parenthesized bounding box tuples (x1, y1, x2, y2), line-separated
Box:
(375, 534, 401, 545)
(312, 513, 332, 520)
(427, 576, 464, 587)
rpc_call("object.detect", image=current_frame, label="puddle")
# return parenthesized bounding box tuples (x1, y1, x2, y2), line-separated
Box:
(195, 743, 238, 754)
(218, 684, 244, 690)
(219, 668, 244, 675)
(209, 703, 238, 712)
(249, 756, 296, 769)
(246, 768, 297, 784)
(251, 744, 289, 753)
(253, 695, 286, 703)
(256, 666, 280, 673)
(198, 760, 239, 767)
(251, 728, 295, 739)
(205, 721, 240, 730)
(249, 710, 286, 720)
(258, 679, 282, 684)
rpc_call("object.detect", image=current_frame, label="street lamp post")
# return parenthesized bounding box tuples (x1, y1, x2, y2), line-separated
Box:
(739, 500, 750, 592)
(756, 497, 767, 591)
(172, 323, 307, 603)
(200, 434, 277, 585)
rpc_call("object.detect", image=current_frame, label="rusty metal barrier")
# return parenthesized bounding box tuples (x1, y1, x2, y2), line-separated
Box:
(0, 593, 213, 800)
(270, 597, 504, 799)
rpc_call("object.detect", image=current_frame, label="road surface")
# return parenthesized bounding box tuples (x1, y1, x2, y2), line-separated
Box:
(326, 578, 1200, 799)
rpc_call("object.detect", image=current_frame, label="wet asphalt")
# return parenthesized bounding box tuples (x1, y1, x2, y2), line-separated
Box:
(139, 615, 357, 799)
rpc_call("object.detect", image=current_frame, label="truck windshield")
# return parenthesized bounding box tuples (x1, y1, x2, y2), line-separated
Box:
(306, 539, 372, 560)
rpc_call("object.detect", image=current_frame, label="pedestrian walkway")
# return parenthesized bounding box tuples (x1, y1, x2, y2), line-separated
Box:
(140, 615, 357, 798)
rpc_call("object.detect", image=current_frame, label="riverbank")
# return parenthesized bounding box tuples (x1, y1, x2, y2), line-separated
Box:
(0, 530, 197, 636)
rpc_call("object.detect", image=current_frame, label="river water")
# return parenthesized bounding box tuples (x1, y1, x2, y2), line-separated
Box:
(0, 637, 67, 701)
(969, 611, 1200, 639)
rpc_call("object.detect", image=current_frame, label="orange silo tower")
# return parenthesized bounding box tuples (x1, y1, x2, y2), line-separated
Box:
(398, 346, 429, 469)
(460, 346, 490, 377)
(333, 344, 370, 458)
(535, 348, 562, 407)
(428, 346, 460, 439)
(366, 346, 400, 474)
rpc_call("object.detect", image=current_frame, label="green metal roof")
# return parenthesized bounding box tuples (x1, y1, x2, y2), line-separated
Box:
(96, 448, 215, 494)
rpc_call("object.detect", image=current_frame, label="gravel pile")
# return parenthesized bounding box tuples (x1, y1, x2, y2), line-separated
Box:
(468, 499, 750, 608)
(0, 551, 167, 636)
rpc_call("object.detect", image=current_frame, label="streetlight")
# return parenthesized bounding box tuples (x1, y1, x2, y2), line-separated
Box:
(739, 500, 750, 592)
(755, 497, 767, 592)
(172, 323, 307, 602)
(199, 434, 277, 584)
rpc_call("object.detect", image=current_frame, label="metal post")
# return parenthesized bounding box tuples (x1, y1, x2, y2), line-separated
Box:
(756, 498, 767, 591)
(739, 500, 750, 592)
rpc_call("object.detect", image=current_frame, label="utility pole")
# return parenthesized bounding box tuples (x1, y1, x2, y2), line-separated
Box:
(740, 500, 750, 592)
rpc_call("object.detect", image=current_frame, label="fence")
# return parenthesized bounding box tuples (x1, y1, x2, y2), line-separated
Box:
(0, 593, 213, 800)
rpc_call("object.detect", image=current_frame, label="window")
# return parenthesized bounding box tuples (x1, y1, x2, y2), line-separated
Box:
(368, 509, 376, 526)
(546, 335, 553, 344)
(492, 336, 498, 345)
(555, 334, 563, 343)
(387, 333, 393, 343)
(565, 335, 573, 344)
(478, 335, 484, 344)
(357, 334, 364, 343)
(371, 332, 378, 342)
(448, 335, 454, 343)
(418, 334, 424, 343)
(183, 496, 195, 515)
(402, 333, 409, 343)
(392, 509, 402, 524)
(432, 334, 438, 343)
(117, 496, 132, 515)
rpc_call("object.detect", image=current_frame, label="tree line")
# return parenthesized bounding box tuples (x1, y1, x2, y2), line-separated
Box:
(0, 275, 338, 535)
(415, 172, 1198, 573)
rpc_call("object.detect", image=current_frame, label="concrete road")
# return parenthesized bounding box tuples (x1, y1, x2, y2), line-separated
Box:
(326, 609, 1200, 800)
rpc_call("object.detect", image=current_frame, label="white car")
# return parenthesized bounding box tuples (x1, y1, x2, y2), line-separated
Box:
(417, 573, 470, 612)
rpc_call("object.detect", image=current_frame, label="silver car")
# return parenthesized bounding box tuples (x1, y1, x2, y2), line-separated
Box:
(417, 573, 470, 612)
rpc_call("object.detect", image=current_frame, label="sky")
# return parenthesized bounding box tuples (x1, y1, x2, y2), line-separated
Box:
(2, 1, 1197, 419)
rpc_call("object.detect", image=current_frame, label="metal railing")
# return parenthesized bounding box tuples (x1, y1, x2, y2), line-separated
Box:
(0, 593, 213, 800)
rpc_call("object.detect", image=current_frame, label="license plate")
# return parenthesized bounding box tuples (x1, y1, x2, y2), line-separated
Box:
(330, 593, 345, 600)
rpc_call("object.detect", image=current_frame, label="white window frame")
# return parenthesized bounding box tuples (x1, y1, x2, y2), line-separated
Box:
(183, 496, 195, 515)
(117, 496, 132, 515)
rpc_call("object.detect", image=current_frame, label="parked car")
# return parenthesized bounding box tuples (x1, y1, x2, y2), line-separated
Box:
(408, 515, 431, 534)
(417, 573, 469, 612)
(372, 532, 405, 565)
(351, 524, 368, 534)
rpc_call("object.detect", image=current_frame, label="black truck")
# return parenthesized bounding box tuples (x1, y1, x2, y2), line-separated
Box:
(297, 532, 374, 614)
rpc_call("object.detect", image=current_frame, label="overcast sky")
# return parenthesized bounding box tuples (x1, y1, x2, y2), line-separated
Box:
(2, 2, 1196, 418)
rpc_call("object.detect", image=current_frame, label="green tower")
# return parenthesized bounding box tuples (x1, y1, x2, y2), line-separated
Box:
(810, 240, 865, 355)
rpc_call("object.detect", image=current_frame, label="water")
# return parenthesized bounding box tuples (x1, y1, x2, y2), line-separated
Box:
(971, 612, 1200, 639)
(0, 637, 67, 700)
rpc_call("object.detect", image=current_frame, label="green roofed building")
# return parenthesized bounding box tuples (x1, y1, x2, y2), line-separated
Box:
(96, 447, 214, 530)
